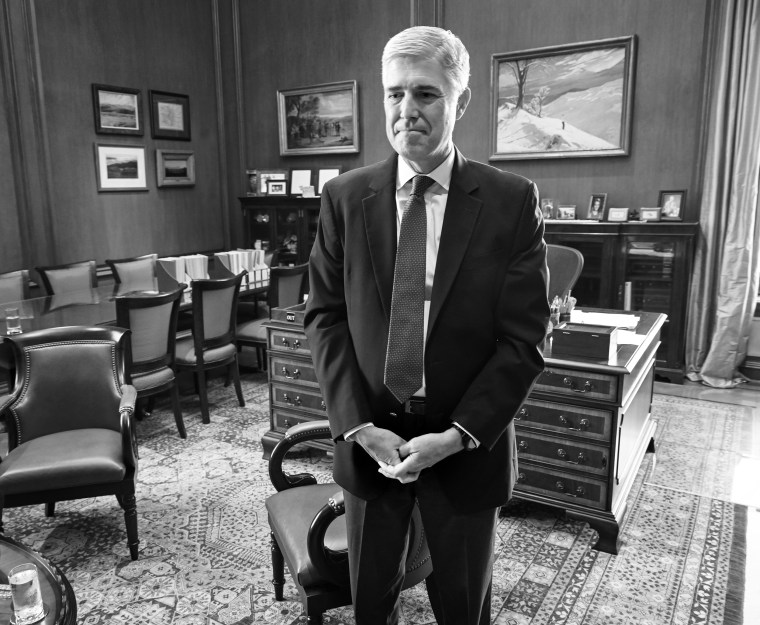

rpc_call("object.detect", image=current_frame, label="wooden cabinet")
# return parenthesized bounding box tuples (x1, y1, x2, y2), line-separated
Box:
(238, 196, 320, 266)
(513, 310, 666, 554)
(545, 221, 698, 382)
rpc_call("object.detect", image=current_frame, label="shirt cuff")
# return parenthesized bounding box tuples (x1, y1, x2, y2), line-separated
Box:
(452, 421, 480, 448)
(343, 422, 373, 441)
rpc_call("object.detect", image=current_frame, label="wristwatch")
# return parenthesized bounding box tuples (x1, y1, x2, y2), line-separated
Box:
(452, 423, 476, 451)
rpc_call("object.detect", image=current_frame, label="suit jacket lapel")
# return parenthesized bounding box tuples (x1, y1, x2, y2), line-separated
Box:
(363, 155, 398, 319)
(428, 150, 481, 339)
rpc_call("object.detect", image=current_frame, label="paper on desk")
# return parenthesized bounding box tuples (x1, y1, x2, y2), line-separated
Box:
(570, 309, 640, 329)
(616, 330, 646, 346)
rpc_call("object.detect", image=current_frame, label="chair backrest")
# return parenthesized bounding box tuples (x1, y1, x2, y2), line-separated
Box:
(35, 260, 97, 295)
(115, 286, 186, 378)
(0, 270, 31, 304)
(2, 325, 130, 449)
(267, 263, 310, 309)
(106, 254, 158, 291)
(546, 244, 584, 302)
(191, 271, 246, 353)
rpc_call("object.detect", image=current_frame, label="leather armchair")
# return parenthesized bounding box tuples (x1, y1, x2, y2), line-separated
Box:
(0, 326, 140, 560)
(265, 420, 432, 624)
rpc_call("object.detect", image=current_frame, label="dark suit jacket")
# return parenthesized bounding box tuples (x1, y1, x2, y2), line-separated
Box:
(304, 149, 549, 512)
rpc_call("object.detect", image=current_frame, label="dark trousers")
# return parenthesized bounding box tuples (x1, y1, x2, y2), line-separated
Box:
(344, 470, 498, 625)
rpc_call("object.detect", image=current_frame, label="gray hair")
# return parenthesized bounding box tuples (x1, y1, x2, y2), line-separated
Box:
(382, 26, 470, 95)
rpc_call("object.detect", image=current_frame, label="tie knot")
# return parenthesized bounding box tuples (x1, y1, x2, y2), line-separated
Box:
(410, 175, 435, 198)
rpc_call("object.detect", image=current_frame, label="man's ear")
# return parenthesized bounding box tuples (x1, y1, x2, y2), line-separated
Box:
(456, 88, 472, 119)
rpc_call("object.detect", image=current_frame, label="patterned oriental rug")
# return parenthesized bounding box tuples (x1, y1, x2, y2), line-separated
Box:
(1, 375, 749, 625)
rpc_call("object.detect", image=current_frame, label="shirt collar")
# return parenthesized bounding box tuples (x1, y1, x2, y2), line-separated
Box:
(396, 148, 456, 192)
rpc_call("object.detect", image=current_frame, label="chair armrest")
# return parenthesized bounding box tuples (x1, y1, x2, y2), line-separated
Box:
(119, 384, 139, 469)
(307, 489, 349, 585)
(0, 393, 12, 415)
(269, 420, 333, 492)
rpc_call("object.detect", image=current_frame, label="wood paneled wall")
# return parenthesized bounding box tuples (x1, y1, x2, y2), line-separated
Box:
(0, 0, 710, 275)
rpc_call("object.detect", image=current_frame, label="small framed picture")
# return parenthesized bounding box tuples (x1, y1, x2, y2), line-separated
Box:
(92, 84, 143, 136)
(659, 190, 685, 221)
(149, 90, 191, 140)
(245, 170, 258, 196)
(289, 168, 313, 196)
(540, 198, 556, 219)
(607, 207, 630, 222)
(253, 169, 288, 195)
(94, 144, 148, 192)
(156, 149, 195, 187)
(639, 207, 662, 222)
(266, 179, 288, 196)
(587, 193, 607, 220)
(317, 167, 342, 194)
(557, 205, 576, 220)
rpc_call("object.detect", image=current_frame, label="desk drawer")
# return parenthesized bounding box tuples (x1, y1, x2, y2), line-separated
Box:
(272, 382, 326, 414)
(535, 367, 619, 403)
(515, 462, 608, 510)
(272, 408, 319, 433)
(269, 354, 320, 389)
(268, 329, 311, 356)
(516, 431, 609, 476)
(516, 398, 612, 442)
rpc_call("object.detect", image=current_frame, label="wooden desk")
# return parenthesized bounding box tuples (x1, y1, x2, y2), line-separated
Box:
(512, 309, 666, 554)
(0, 535, 76, 624)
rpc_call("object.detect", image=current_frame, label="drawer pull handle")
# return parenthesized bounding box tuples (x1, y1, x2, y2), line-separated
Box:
(284, 419, 291, 428)
(563, 377, 593, 393)
(282, 393, 302, 406)
(281, 366, 301, 379)
(559, 415, 589, 431)
(320, 400, 326, 410)
(516, 407, 528, 420)
(556, 481, 585, 497)
(281, 338, 301, 350)
(518, 441, 528, 452)
(517, 472, 525, 482)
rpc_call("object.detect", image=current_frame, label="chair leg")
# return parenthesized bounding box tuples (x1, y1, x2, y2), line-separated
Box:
(271, 532, 285, 601)
(121, 492, 139, 560)
(45, 502, 55, 517)
(231, 359, 245, 407)
(171, 385, 186, 439)
(197, 369, 210, 424)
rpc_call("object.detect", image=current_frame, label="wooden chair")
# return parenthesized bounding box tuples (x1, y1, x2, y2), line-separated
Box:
(0, 270, 31, 390)
(0, 325, 140, 560)
(175, 272, 246, 424)
(35, 260, 97, 295)
(106, 254, 158, 291)
(546, 244, 584, 302)
(115, 286, 187, 438)
(236, 263, 309, 370)
(266, 420, 432, 624)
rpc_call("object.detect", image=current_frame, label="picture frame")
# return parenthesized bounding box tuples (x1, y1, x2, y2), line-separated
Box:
(266, 179, 288, 196)
(252, 169, 288, 196)
(607, 207, 630, 222)
(289, 168, 313, 196)
(540, 198, 556, 219)
(156, 149, 195, 187)
(94, 143, 148, 192)
(557, 205, 576, 220)
(92, 84, 143, 136)
(659, 189, 686, 221)
(490, 36, 637, 161)
(639, 207, 662, 222)
(278, 80, 359, 155)
(245, 170, 259, 196)
(587, 193, 607, 220)
(317, 167, 342, 194)
(149, 90, 191, 140)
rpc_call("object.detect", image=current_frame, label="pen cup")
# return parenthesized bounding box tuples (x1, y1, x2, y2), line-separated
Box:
(4, 307, 22, 335)
(9, 563, 45, 624)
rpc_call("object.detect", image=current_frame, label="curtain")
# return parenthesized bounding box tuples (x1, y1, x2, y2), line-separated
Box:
(685, 0, 760, 388)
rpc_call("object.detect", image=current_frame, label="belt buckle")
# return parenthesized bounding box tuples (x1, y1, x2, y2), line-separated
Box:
(405, 397, 426, 415)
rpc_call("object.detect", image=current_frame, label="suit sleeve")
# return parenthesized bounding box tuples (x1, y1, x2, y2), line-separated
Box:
(304, 184, 374, 441)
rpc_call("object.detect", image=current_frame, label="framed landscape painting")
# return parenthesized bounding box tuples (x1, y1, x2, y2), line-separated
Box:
(278, 80, 359, 156)
(490, 36, 637, 160)
(156, 149, 195, 187)
(94, 144, 147, 192)
(92, 84, 143, 136)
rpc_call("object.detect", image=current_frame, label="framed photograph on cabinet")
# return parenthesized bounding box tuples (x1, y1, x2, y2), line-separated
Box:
(149, 90, 191, 140)
(587, 194, 607, 220)
(278, 80, 359, 155)
(252, 169, 288, 195)
(267, 179, 288, 196)
(607, 207, 630, 222)
(540, 198, 556, 219)
(490, 36, 636, 161)
(557, 205, 576, 220)
(156, 149, 195, 187)
(94, 144, 148, 192)
(317, 167, 342, 194)
(289, 168, 313, 196)
(659, 190, 685, 221)
(92, 84, 143, 135)
(639, 207, 662, 222)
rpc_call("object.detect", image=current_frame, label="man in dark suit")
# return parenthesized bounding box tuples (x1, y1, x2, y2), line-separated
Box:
(304, 26, 549, 624)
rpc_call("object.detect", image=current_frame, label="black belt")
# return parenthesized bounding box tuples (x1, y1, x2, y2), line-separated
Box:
(403, 396, 426, 415)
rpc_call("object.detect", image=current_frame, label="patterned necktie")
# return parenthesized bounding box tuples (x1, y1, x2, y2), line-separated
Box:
(384, 174, 435, 403)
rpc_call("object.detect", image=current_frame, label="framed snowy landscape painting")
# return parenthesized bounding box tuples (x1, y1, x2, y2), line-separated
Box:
(490, 36, 636, 161)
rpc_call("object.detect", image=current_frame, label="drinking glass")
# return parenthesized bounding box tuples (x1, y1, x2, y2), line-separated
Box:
(4, 307, 22, 335)
(9, 563, 44, 624)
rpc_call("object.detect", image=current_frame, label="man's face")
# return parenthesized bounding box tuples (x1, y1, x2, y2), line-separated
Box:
(383, 56, 470, 173)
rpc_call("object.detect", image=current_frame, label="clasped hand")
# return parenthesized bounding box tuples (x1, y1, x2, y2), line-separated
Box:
(354, 426, 462, 484)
